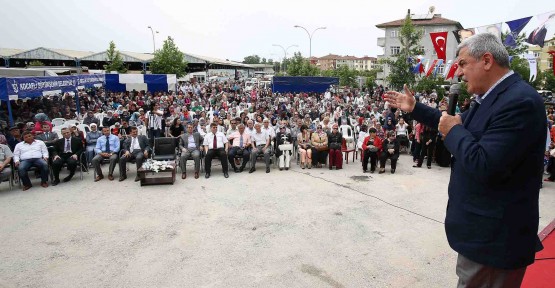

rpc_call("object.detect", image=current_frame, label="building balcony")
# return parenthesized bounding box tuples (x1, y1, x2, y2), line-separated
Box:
(377, 37, 385, 47)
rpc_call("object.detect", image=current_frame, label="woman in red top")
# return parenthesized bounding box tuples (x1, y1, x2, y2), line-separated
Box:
(362, 127, 383, 173)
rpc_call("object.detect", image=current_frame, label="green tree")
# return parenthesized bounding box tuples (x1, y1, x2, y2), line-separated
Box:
(28, 60, 44, 67)
(149, 36, 188, 77)
(385, 11, 423, 90)
(415, 76, 447, 100)
(543, 71, 555, 92)
(261, 58, 267, 64)
(243, 55, 261, 64)
(286, 52, 320, 76)
(104, 41, 127, 73)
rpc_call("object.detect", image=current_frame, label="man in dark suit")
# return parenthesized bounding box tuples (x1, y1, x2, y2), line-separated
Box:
(178, 123, 203, 179)
(385, 33, 545, 287)
(51, 128, 84, 185)
(118, 126, 150, 182)
(35, 123, 58, 146)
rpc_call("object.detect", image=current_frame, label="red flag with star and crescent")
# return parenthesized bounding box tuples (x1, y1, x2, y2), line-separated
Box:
(445, 63, 459, 80)
(430, 32, 448, 61)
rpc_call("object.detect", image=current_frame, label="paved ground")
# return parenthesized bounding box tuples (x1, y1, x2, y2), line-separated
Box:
(1, 154, 554, 288)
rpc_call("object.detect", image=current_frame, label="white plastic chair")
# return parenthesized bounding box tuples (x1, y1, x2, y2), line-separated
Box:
(339, 125, 354, 143)
(51, 126, 63, 138)
(51, 118, 66, 127)
(65, 120, 80, 127)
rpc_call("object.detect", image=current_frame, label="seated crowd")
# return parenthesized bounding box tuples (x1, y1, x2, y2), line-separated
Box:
(1, 80, 555, 190)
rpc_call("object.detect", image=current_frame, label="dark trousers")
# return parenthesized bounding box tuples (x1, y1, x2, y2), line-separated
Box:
(52, 153, 78, 180)
(456, 254, 526, 288)
(362, 150, 378, 171)
(418, 143, 435, 167)
(148, 129, 161, 146)
(328, 148, 342, 168)
(205, 148, 228, 174)
(228, 147, 250, 169)
(379, 152, 399, 169)
(412, 141, 421, 161)
(92, 153, 118, 176)
(18, 158, 49, 186)
(547, 157, 555, 181)
(311, 148, 329, 165)
(119, 150, 145, 177)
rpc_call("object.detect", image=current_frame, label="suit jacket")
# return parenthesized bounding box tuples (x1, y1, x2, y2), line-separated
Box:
(36, 131, 59, 143)
(411, 73, 546, 269)
(51, 136, 84, 157)
(122, 135, 150, 154)
(179, 132, 203, 151)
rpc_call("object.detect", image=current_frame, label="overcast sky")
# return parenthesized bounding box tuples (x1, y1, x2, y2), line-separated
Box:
(1, 0, 553, 62)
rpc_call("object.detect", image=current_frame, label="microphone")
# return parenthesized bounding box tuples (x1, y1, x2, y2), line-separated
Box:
(448, 83, 461, 116)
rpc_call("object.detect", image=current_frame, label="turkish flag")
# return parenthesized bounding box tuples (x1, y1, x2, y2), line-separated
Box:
(430, 32, 448, 61)
(548, 51, 555, 76)
(446, 63, 459, 80)
(426, 59, 439, 77)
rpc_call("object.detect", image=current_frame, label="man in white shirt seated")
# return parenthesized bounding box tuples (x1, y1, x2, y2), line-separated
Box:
(249, 123, 271, 174)
(13, 131, 50, 191)
(203, 123, 229, 179)
(262, 118, 276, 141)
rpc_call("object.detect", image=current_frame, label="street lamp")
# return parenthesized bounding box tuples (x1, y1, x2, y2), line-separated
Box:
(293, 25, 326, 59)
(147, 26, 159, 53)
(272, 44, 298, 73)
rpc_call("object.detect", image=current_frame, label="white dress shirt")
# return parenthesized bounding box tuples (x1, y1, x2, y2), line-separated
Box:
(251, 130, 269, 146)
(129, 137, 141, 151)
(13, 140, 49, 162)
(202, 132, 228, 149)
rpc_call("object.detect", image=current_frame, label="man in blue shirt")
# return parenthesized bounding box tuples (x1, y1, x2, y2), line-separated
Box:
(92, 126, 120, 181)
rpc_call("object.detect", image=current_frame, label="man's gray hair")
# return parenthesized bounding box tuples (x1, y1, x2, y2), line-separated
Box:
(457, 33, 510, 68)
(237, 123, 245, 129)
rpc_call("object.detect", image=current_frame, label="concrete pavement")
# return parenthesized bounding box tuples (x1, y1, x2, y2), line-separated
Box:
(1, 154, 554, 288)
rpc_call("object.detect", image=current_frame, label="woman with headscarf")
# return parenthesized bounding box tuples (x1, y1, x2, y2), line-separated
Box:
(0, 135, 13, 182)
(310, 124, 329, 168)
(32, 113, 52, 135)
(128, 112, 144, 127)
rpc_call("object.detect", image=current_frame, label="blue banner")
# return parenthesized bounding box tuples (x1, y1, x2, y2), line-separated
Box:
(6, 76, 77, 99)
(77, 74, 105, 88)
(272, 76, 339, 93)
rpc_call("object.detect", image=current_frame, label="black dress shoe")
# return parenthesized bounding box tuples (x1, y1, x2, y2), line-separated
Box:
(249, 167, 256, 173)
(266, 167, 270, 173)
(205, 173, 210, 179)
(239, 167, 244, 173)
(52, 179, 60, 186)
(391, 169, 396, 174)
(224, 172, 229, 178)
(63, 175, 73, 182)
(135, 176, 140, 182)
(234, 168, 240, 173)
(119, 175, 127, 182)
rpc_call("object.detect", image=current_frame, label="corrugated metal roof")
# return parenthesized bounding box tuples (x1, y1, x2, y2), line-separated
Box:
(0, 48, 24, 57)
(48, 48, 95, 59)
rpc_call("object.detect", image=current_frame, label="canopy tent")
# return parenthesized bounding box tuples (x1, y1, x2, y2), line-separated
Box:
(105, 74, 177, 92)
(0, 75, 105, 126)
(272, 76, 339, 93)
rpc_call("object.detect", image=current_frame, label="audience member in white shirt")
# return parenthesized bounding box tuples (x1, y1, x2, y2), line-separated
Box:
(13, 131, 50, 190)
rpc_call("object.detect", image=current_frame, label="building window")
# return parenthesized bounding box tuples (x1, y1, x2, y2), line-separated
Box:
(549, 61, 553, 69)
(417, 46, 425, 54)
(533, 52, 540, 58)
(390, 46, 400, 55)
(437, 65, 445, 75)
(391, 30, 399, 38)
